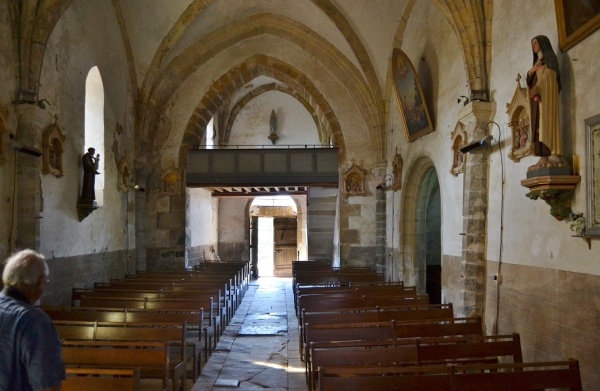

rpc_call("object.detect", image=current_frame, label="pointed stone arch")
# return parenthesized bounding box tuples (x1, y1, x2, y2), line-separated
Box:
(177, 54, 346, 168)
(140, 13, 381, 161)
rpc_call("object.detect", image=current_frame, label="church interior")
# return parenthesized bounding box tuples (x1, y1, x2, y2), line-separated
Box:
(1, 0, 600, 389)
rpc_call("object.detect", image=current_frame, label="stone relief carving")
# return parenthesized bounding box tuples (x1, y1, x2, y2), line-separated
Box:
(343, 161, 366, 197)
(42, 122, 66, 177)
(450, 121, 467, 176)
(507, 74, 533, 162)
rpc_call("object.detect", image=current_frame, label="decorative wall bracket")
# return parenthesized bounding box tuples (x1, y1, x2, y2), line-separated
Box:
(521, 175, 581, 220)
(76, 202, 99, 222)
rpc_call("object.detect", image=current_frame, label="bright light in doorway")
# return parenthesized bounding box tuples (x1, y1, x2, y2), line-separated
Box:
(252, 196, 296, 208)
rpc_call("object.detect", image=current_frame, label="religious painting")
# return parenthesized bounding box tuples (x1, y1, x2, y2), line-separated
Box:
(585, 113, 600, 236)
(506, 75, 534, 162)
(555, 0, 600, 51)
(392, 48, 434, 142)
(162, 164, 182, 195)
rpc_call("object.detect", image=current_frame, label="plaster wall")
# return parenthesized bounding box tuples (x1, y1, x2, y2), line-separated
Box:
(37, 0, 134, 258)
(187, 187, 219, 264)
(488, 0, 600, 273)
(0, 3, 17, 260)
(229, 91, 320, 146)
(218, 198, 249, 262)
(386, 0, 466, 263)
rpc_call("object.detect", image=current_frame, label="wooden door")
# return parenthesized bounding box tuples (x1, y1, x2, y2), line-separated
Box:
(273, 217, 297, 277)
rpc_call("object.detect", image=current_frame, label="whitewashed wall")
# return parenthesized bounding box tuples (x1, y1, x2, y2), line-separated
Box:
(37, 0, 133, 257)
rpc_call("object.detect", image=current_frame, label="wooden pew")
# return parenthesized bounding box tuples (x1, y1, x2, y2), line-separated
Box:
(299, 303, 453, 361)
(451, 359, 583, 390)
(44, 306, 210, 371)
(62, 367, 140, 391)
(317, 364, 452, 391)
(62, 341, 180, 391)
(307, 333, 522, 390)
(317, 360, 583, 391)
(303, 317, 482, 368)
(55, 321, 193, 388)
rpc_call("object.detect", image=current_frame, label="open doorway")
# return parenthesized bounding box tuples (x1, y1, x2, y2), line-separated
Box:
(250, 196, 303, 278)
(257, 217, 274, 277)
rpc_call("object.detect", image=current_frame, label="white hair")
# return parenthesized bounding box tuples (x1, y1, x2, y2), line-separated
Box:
(2, 249, 48, 289)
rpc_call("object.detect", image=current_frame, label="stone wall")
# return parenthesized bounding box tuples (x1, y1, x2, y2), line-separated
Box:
(486, 260, 600, 391)
(42, 250, 132, 306)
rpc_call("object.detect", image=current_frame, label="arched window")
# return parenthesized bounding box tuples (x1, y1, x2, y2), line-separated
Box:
(205, 116, 215, 149)
(84, 66, 105, 205)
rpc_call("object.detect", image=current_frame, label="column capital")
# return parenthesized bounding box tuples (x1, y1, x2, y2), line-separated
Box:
(457, 100, 495, 128)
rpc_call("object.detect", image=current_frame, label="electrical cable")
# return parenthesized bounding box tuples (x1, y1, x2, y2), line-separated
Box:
(488, 121, 504, 335)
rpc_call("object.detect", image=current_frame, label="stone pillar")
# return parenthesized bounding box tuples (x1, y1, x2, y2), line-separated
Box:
(13, 104, 48, 251)
(375, 186, 386, 276)
(457, 101, 494, 318)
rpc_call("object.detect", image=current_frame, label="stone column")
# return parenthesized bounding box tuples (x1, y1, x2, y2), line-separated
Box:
(13, 104, 48, 251)
(457, 101, 494, 318)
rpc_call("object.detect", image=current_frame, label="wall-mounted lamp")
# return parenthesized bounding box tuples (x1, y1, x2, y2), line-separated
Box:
(457, 95, 470, 106)
(134, 185, 146, 192)
(376, 174, 394, 190)
(459, 134, 493, 154)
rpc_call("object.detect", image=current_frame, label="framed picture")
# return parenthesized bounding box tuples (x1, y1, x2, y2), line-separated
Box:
(585, 113, 600, 236)
(555, 0, 600, 51)
(392, 48, 433, 143)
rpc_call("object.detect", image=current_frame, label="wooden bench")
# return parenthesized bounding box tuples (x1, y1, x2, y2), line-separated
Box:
(304, 317, 482, 367)
(317, 364, 452, 391)
(308, 333, 522, 390)
(54, 321, 197, 386)
(44, 306, 210, 371)
(300, 303, 454, 361)
(62, 341, 180, 391)
(317, 359, 583, 391)
(62, 367, 140, 391)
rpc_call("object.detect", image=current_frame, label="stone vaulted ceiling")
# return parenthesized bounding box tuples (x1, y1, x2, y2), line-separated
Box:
(11, 0, 490, 166)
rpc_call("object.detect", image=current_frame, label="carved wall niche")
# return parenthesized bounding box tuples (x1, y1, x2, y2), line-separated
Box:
(42, 122, 66, 177)
(450, 122, 467, 176)
(162, 164, 182, 195)
(117, 158, 131, 192)
(392, 149, 403, 191)
(507, 75, 533, 162)
(343, 162, 366, 197)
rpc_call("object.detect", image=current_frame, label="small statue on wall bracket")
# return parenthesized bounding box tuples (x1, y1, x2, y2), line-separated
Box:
(77, 147, 100, 221)
(268, 109, 279, 145)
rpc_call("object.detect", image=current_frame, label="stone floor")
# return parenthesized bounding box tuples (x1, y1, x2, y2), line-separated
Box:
(191, 277, 306, 391)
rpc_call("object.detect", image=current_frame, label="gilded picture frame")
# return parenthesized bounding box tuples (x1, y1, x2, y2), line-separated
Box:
(585, 113, 600, 236)
(392, 48, 434, 142)
(555, 0, 600, 51)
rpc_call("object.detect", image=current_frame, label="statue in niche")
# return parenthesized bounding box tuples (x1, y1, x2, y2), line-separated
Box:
(42, 121, 66, 177)
(450, 121, 466, 176)
(506, 74, 533, 163)
(79, 147, 100, 204)
(526, 35, 567, 169)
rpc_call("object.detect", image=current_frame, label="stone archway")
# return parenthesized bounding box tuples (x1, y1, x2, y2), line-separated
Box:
(399, 156, 437, 288)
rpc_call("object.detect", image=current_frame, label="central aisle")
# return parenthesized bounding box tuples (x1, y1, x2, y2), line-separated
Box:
(192, 277, 306, 391)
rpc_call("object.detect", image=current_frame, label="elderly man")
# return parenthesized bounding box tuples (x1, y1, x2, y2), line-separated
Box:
(0, 249, 65, 391)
